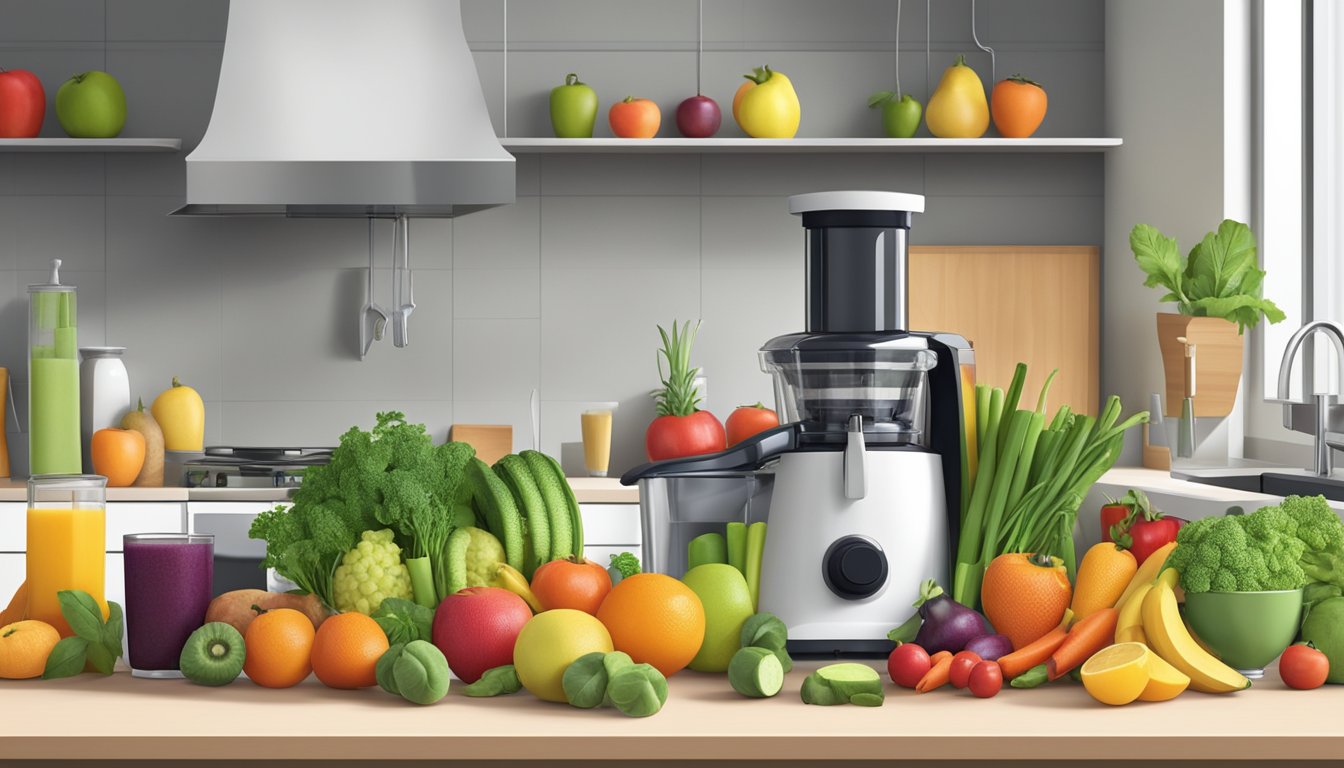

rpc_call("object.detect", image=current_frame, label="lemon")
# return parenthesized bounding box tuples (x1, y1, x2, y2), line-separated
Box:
(681, 564, 755, 673)
(513, 609, 613, 703)
(1080, 642, 1151, 706)
(1138, 651, 1190, 702)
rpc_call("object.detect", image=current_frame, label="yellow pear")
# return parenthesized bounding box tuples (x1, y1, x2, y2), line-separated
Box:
(926, 54, 989, 138)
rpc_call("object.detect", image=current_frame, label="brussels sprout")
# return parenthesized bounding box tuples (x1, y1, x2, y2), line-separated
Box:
(607, 663, 669, 718)
(740, 612, 788, 652)
(461, 665, 522, 697)
(600, 651, 635, 707)
(562, 652, 610, 709)
(377, 641, 450, 705)
(728, 646, 784, 698)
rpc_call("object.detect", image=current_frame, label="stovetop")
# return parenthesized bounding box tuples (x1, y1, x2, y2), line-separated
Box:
(182, 447, 333, 488)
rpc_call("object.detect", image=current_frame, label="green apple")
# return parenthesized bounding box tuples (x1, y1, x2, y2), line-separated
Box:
(56, 71, 126, 138)
(549, 73, 597, 138)
(681, 563, 755, 673)
(868, 91, 922, 139)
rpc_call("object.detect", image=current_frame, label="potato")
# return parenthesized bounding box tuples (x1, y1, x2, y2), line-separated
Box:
(121, 399, 165, 487)
(205, 589, 329, 636)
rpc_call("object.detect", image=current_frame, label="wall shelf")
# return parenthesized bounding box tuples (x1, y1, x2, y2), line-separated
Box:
(500, 137, 1122, 154)
(0, 138, 182, 152)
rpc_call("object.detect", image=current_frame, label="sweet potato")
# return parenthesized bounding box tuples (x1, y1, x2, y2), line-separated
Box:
(205, 589, 329, 635)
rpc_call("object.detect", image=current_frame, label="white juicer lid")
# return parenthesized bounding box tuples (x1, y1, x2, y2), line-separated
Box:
(787, 190, 925, 215)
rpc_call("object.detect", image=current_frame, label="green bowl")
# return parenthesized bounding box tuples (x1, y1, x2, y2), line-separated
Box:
(1183, 588, 1304, 678)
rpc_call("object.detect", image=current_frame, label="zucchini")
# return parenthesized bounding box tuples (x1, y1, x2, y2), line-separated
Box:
(520, 450, 573, 561)
(466, 458, 525, 574)
(525, 450, 584, 559)
(444, 527, 471, 596)
(495, 455, 550, 576)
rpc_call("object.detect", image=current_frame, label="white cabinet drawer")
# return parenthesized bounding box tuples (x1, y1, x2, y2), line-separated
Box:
(580, 504, 640, 546)
(0, 503, 185, 553)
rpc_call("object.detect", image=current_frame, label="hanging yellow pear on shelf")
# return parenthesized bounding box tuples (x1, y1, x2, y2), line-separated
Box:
(925, 55, 989, 139)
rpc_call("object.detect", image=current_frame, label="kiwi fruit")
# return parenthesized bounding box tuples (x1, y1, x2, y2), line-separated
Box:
(179, 622, 246, 686)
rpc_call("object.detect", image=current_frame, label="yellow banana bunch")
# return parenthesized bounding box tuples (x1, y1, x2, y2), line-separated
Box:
(1140, 568, 1249, 693)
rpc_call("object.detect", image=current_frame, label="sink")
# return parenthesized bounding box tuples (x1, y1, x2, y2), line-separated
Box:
(1177, 466, 1344, 502)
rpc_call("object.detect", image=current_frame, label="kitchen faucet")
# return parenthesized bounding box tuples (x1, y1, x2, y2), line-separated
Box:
(1274, 320, 1344, 476)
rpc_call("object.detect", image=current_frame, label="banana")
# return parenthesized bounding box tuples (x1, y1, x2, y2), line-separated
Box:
(1114, 581, 1152, 644)
(1141, 568, 1250, 694)
(1114, 541, 1178, 609)
(496, 562, 543, 614)
(1114, 625, 1147, 645)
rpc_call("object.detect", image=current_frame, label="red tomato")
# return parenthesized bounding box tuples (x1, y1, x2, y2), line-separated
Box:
(949, 650, 982, 689)
(990, 74, 1047, 138)
(529, 557, 612, 615)
(887, 643, 931, 689)
(0, 68, 45, 138)
(645, 410, 726, 461)
(725, 403, 780, 447)
(609, 96, 661, 138)
(1099, 504, 1129, 544)
(968, 660, 1003, 698)
(1280, 643, 1329, 690)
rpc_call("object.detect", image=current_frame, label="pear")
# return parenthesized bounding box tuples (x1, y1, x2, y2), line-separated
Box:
(926, 55, 989, 139)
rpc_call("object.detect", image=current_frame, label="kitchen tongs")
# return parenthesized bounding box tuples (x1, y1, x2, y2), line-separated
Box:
(360, 218, 389, 360)
(392, 214, 415, 348)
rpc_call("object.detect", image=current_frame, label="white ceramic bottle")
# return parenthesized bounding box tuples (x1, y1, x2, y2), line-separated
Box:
(79, 347, 131, 473)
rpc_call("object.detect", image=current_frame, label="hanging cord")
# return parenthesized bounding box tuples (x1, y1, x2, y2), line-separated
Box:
(895, 0, 902, 96)
(502, 0, 508, 137)
(925, 0, 931, 97)
(697, 0, 703, 94)
(971, 0, 996, 85)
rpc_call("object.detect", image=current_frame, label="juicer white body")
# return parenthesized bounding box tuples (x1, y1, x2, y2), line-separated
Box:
(757, 449, 948, 645)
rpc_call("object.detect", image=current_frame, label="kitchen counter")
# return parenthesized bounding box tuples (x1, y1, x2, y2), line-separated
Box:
(1, 661, 1339, 763)
(0, 477, 639, 505)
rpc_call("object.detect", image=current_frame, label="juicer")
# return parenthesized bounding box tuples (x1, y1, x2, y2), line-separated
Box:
(623, 191, 975, 655)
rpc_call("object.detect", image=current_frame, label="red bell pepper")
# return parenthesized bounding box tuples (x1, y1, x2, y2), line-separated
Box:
(1100, 489, 1186, 566)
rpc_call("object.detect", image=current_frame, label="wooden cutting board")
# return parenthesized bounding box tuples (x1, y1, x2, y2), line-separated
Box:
(909, 246, 1100, 416)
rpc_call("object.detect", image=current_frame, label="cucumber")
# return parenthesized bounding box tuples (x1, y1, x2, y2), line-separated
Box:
(728, 646, 783, 698)
(744, 522, 767, 611)
(444, 527, 472, 595)
(495, 455, 550, 576)
(520, 450, 573, 561)
(524, 450, 584, 559)
(687, 532, 728, 570)
(800, 663, 884, 706)
(467, 459, 524, 574)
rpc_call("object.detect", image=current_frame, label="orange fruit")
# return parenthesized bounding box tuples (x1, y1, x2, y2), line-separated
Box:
(595, 573, 705, 677)
(243, 607, 316, 688)
(0, 620, 60, 679)
(981, 552, 1072, 650)
(310, 612, 388, 689)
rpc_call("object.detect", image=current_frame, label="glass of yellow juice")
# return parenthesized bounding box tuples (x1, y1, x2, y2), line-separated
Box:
(27, 475, 108, 637)
(580, 402, 619, 477)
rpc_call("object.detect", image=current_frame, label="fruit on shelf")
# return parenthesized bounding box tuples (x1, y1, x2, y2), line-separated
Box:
(0, 68, 45, 138)
(55, 70, 126, 138)
(514, 608, 614, 703)
(868, 91, 922, 138)
(990, 74, 1048, 138)
(926, 55, 988, 139)
(433, 586, 532, 685)
(119, 399, 164, 487)
(733, 65, 801, 138)
(609, 96, 661, 139)
(675, 94, 721, 138)
(178, 622, 245, 687)
(150, 376, 205, 451)
(1140, 569, 1250, 693)
(550, 73, 598, 138)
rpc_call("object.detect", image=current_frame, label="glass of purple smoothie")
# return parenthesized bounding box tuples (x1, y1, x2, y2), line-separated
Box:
(123, 533, 214, 678)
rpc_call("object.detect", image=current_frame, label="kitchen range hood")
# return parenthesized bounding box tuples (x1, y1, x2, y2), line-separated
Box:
(173, 0, 514, 218)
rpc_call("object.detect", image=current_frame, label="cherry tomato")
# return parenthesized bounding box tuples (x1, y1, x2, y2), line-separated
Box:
(949, 650, 982, 689)
(887, 643, 932, 689)
(968, 660, 1003, 698)
(725, 403, 780, 447)
(1280, 643, 1330, 690)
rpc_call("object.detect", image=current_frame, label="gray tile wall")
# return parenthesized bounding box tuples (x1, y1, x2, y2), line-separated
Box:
(0, 0, 1103, 477)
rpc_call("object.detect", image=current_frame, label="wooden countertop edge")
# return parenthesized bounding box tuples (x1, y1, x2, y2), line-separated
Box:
(2, 734, 1340, 762)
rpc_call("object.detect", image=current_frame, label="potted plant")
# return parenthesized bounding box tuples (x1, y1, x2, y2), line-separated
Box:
(1130, 219, 1285, 418)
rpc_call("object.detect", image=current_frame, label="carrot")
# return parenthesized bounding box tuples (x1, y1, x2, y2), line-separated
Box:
(996, 625, 1068, 680)
(916, 653, 954, 693)
(1046, 607, 1119, 681)
(930, 650, 953, 666)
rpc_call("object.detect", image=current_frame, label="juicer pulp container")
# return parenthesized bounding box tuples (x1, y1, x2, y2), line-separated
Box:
(636, 472, 773, 577)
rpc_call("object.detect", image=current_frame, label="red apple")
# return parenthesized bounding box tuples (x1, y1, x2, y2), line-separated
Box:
(675, 94, 721, 138)
(432, 586, 532, 683)
(0, 68, 45, 138)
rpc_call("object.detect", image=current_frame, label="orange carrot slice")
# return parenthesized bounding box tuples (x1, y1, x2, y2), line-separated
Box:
(997, 625, 1068, 680)
(916, 654, 954, 693)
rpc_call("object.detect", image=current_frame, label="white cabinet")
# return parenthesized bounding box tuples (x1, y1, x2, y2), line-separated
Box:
(580, 504, 640, 546)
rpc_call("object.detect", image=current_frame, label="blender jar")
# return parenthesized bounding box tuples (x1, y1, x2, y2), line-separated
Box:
(27, 474, 108, 637)
(29, 259, 81, 475)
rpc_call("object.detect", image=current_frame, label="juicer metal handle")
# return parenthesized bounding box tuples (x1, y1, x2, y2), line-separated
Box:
(844, 414, 867, 500)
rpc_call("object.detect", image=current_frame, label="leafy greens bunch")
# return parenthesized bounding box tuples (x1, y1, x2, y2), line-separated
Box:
(1130, 219, 1285, 333)
(249, 411, 476, 609)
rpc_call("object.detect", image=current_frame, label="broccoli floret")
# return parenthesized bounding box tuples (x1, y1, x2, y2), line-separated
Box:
(1277, 495, 1344, 589)
(1168, 505, 1308, 593)
(609, 552, 642, 583)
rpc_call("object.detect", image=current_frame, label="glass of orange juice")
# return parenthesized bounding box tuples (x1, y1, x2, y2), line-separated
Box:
(27, 475, 108, 637)
(580, 402, 619, 477)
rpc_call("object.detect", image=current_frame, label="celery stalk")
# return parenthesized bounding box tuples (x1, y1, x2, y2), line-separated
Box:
(407, 556, 436, 608)
(744, 522, 767, 611)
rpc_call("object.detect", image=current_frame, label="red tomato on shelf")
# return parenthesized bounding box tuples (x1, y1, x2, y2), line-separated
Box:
(726, 403, 780, 447)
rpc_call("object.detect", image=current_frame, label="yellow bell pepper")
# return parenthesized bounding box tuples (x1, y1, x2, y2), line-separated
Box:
(151, 376, 205, 451)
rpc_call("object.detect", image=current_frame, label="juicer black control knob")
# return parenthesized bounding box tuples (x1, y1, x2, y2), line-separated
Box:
(822, 536, 888, 600)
